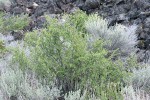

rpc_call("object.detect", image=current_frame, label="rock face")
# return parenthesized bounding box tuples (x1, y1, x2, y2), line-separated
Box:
(9, 0, 75, 15)
(7, 0, 77, 30)
(6, 0, 149, 50)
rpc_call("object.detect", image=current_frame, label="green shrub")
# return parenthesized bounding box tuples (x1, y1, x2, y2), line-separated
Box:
(0, 12, 30, 33)
(13, 12, 129, 99)
(68, 10, 88, 33)
(0, 40, 5, 50)
(0, 39, 6, 56)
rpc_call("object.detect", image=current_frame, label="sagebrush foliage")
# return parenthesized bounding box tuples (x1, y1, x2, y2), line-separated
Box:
(123, 86, 150, 100)
(131, 66, 150, 93)
(0, 68, 60, 100)
(85, 14, 137, 55)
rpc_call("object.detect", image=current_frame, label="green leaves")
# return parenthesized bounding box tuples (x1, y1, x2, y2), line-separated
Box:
(0, 13, 30, 33)
(0, 39, 6, 56)
(68, 10, 88, 33)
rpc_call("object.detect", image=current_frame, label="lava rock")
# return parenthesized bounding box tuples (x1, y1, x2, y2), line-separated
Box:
(41, 0, 47, 3)
(35, 16, 46, 28)
(10, 95, 17, 100)
(85, 0, 100, 9)
(11, 6, 23, 14)
(10, 31, 24, 40)
(16, 0, 27, 5)
(144, 17, 150, 28)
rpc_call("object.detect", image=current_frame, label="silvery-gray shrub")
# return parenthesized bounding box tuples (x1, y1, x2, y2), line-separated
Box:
(0, 68, 60, 100)
(123, 85, 150, 100)
(64, 89, 100, 100)
(130, 66, 150, 93)
(85, 14, 137, 55)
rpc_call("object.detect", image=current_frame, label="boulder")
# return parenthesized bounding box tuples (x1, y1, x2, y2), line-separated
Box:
(35, 16, 47, 28)
(11, 6, 23, 14)
(85, 0, 100, 9)
(10, 31, 24, 41)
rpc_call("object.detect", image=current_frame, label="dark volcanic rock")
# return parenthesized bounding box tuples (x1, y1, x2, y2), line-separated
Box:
(10, 31, 24, 41)
(10, 95, 17, 100)
(78, 0, 150, 52)
(11, 6, 23, 14)
(35, 16, 47, 28)
(4, 0, 150, 53)
(85, 0, 100, 9)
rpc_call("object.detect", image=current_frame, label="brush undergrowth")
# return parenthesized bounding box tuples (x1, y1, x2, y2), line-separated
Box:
(11, 11, 137, 99)
(0, 11, 30, 34)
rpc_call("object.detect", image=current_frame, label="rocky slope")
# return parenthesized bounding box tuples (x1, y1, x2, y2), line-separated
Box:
(80, 0, 150, 50)
(4, 0, 149, 49)
(1, 0, 150, 62)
